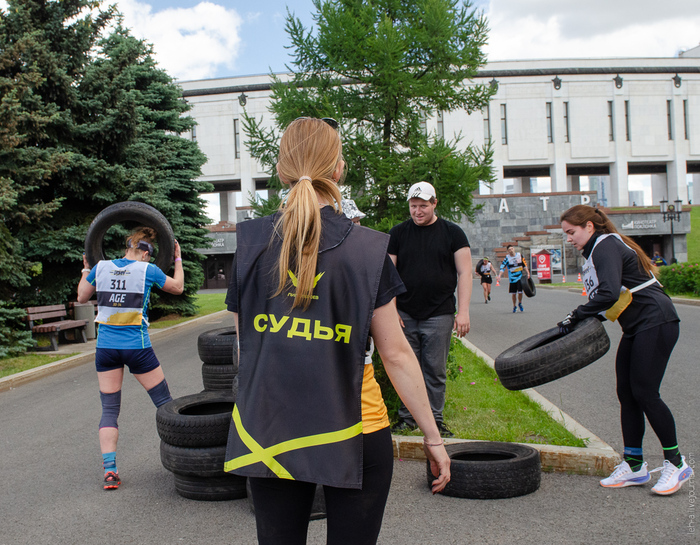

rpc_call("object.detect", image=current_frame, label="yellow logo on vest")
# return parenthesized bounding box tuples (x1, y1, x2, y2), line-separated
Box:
(287, 271, 324, 300)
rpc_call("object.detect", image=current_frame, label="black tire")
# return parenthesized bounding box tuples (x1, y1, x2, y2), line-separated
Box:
(427, 441, 541, 499)
(160, 441, 229, 478)
(197, 327, 238, 366)
(246, 479, 327, 520)
(201, 363, 237, 391)
(494, 317, 610, 391)
(85, 201, 175, 271)
(173, 473, 247, 501)
(156, 391, 234, 447)
(519, 275, 536, 297)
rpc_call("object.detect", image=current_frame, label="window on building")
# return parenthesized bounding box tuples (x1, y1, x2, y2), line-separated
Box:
(418, 111, 427, 135)
(684, 99, 689, 140)
(436, 110, 444, 139)
(607, 101, 614, 141)
(233, 119, 241, 159)
(667, 100, 673, 140)
(500, 104, 507, 145)
(191, 125, 197, 142)
(482, 105, 491, 144)
(563, 102, 570, 143)
(624, 100, 630, 141)
(546, 102, 553, 143)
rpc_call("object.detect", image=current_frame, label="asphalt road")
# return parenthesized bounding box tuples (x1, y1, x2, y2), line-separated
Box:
(0, 290, 697, 545)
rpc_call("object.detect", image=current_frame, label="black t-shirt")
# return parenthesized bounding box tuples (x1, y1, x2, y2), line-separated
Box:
(388, 217, 470, 320)
(226, 253, 405, 313)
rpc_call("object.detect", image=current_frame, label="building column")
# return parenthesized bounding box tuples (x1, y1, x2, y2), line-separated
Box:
(511, 177, 523, 193)
(609, 161, 628, 207)
(551, 161, 568, 192)
(693, 173, 700, 205)
(570, 175, 580, 192)
(667, 158, 686, 203)
(651, 173, 668, 205)
(219, 191, 230, 222)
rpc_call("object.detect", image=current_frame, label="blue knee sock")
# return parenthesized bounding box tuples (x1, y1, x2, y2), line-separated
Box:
(102, 451, 117, 475)
(147, 379, 172, 408)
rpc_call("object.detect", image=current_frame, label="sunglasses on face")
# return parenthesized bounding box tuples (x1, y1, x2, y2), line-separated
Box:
(294, 116, 339, 130)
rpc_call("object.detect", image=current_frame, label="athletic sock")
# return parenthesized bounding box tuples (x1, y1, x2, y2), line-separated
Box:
(662, 445, 683, 468)
(623, 446, 644, 472)
(102, 451, 117, 475)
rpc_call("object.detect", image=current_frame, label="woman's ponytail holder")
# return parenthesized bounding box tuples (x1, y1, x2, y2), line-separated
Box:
(298, 176, 312, 183)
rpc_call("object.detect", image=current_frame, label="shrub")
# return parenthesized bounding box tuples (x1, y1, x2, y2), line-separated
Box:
(656, 263, 700, 297)
(0, 303, 34, 358)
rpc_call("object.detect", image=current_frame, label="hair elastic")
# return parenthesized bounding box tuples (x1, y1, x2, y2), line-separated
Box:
(298, 176, 312, 183)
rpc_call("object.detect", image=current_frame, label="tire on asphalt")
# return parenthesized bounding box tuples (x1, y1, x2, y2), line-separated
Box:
(156, 391, 234, 447)
(427, 441, 541, 499)
(519, 275, 536, 297)
(494, 317, 610, 391)
(173, 473, 247, 501)
(85, 201, 175, 271)
(160, 441, 229, 478)
(201, 363, 237, 391)
(197, 327, 238, 366)
(246, 479, 327, 520)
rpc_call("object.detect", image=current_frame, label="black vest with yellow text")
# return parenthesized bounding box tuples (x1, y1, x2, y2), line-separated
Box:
(224, 207, 388, 488)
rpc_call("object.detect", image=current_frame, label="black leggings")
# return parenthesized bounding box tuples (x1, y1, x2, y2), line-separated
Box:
(615, 321, 679, 449)
(248, 427, 394, 545)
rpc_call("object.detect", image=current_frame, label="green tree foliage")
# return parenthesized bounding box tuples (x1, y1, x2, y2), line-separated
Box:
(0, 0, 210, 317)
(0, 303, 33, 357)
(243, 0, 495, 229)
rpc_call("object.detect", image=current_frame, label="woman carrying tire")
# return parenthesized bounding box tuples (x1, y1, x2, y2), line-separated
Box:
(476, 256, 494, 304)
(78, 227, 184, 490)
(224, 117, 449, 545)
(559, 205, 692, 496)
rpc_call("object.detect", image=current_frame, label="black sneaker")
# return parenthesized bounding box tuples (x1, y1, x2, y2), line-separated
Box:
(391, 420, 417, 434)
(437, 422, 454, 438)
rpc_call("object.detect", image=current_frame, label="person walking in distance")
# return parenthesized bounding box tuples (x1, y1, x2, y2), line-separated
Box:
(77, 228, 184, 490)
(388, 181, 472, 438)
(497, 244, 530, 313)
(223, 118, 450, 545)
(559, 205, 692, 495)
(476, 256, 494, 304)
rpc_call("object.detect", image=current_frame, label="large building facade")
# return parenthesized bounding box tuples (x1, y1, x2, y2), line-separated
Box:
(180, 56, 699, 285)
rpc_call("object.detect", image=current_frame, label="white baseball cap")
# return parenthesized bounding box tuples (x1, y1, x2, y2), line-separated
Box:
(407, 181, 436, 201)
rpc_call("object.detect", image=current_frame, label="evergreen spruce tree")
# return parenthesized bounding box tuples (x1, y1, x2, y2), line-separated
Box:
(244, 0, 495, 230)
(0, 0, 210, 317)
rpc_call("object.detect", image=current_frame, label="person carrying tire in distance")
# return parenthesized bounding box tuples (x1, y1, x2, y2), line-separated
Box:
(223, 117, 450, 545)
(476, 256, 494, 304)
(77, 227, 184, 490)
(388, 181, 472, 439)
(559, 205, 692, 496)
(496, 244, 530, 313)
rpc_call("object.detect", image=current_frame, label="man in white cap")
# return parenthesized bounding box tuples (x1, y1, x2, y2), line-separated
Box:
(388, 181, 472, 437)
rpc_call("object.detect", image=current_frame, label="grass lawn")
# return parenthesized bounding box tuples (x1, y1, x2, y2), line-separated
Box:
(687, 205, 699, 263)
(150, 292, 227, 329)
(0, 353, 79, 379)
(386, 340, 586, 448)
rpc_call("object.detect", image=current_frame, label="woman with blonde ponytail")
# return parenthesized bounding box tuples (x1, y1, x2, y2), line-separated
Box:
(224, 117, 450, 544)
(558, 204, 691, 496)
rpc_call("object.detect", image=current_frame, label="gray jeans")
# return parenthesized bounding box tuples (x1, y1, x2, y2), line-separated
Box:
(397, 311, 454, 425)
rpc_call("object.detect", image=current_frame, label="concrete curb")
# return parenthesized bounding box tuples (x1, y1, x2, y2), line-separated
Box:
(390, 337, 620, 476)
(0, 310, 231, 393)
(551, 284, 700, 306)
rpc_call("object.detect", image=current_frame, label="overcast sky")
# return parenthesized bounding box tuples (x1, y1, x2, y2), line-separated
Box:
(112, 0, 699, 81)
(1, 0, 697, 80)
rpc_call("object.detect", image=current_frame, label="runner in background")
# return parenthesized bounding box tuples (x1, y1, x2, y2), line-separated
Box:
(476, 256, 494, 304)
(497, 245, 530, 313)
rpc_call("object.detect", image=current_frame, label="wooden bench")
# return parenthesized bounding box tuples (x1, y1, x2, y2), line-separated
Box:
(25, 305, 88, 351)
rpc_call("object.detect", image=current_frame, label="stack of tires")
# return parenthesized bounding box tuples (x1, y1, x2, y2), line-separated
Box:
(198, 327, 238, 395)
(156, 391, 245, 501)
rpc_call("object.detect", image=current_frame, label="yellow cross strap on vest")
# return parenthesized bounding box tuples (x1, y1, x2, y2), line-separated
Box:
(224, 405, 363, 479)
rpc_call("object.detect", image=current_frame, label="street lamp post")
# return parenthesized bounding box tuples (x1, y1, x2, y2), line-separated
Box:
(659, 199, 683, 263)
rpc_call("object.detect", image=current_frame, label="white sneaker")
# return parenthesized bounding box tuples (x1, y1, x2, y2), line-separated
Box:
(600, 461, 651, 488)
(650, 457, 694, 496)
